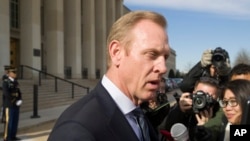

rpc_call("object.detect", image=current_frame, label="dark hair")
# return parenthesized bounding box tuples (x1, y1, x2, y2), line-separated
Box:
(195, 77, 219, 89)
(220, 79, 250, 109)
(194, 77, 220, 97)
(229, 63, 250, 79)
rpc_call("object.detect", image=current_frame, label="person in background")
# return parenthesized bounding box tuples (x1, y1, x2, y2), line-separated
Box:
(141, 77, 170, 132)
(193, 63, 250, 141)
(162, 77, 220, 141)
(229, 63, 250, 81)
(1, 65, 10, 123)
(166, 47, 231, 140)
(2, 67, 22, 141)
(218, 79, 250, 141)
(179, 47, 231, 93)
(48, 10, 170, 141)
(216, 63, 250, 141)
(165, 77, 220, 141)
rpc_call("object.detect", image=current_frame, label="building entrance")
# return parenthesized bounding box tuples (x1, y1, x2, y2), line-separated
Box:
(10, 38, 20, 68)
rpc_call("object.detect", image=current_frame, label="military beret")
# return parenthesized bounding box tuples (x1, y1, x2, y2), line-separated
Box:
(8, 67, 17, 73)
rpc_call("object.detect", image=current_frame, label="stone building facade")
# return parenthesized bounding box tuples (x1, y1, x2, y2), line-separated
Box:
(0, 0, 176, 79)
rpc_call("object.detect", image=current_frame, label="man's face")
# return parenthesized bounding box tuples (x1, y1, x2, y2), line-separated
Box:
(118, 20, 170, 103)
(194, 82, 218, 99)
(8, 71, 17, 78)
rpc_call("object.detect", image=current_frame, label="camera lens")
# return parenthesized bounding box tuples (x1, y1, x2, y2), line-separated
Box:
(196, 98, 203, 105)
(213, 54, 224, 61)
(194, 97, 206, 109)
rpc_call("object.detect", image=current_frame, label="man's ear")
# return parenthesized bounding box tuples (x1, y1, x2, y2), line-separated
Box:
(108, 40, 122, 67)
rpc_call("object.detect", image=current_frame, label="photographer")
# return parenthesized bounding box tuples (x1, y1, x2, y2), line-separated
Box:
(179, 47, 231, 93)
(162, 77, 221, 141)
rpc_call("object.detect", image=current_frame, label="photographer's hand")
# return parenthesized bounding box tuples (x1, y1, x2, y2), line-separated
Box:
(179, 93, 192, 113)
(195, 108, 213, 125)
(201, 49, 213, 67)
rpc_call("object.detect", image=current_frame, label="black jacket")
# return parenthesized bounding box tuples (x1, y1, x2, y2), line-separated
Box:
(179, 62, 229, 93)
(2, 78, 22, 108)
(48, 81, 159, 141)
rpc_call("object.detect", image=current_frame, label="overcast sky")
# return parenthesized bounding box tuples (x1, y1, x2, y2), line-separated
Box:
(123, 0, 250, 73)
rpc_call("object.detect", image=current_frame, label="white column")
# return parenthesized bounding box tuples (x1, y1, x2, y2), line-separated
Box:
(95, 0, 107, 78)
(20, 0, 41, 79)
(44, 0, 64, 77)
(64, 0, 81, 79)
(0, 0, 10, 75)
(82, 0, 96, 79)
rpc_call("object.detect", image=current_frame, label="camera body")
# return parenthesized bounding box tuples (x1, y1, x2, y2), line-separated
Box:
(191, 90, 215, 113)
(212, 47, 228, 69)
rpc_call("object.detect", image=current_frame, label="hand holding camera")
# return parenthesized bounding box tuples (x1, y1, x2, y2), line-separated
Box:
(201, 49, 213, 67)
(195, 107, 213, 126)
(179, 91, 216, 114)
(179, 93, 193, 113)
(201, 47, 231, 75)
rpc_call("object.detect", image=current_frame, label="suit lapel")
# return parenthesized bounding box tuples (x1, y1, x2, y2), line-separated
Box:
(95, 83, 139, 141)
(109, 109, 139, 141)
(95, 82, 159, 141)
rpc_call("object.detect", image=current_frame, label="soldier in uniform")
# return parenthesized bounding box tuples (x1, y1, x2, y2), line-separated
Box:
(2, 67, 22, 141)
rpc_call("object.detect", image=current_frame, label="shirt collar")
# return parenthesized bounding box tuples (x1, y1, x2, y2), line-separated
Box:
(101, 75, 136, 115)
(8, 76, 14, 82)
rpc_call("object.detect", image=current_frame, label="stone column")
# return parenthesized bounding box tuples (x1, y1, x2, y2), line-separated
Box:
(64, 0, 81, 79)
(82, 0, 96, 79)
(20, 0, 41, 79)
(106, 0, 116, 35)
(95, 0, 107, 78)
(115, 0, 123, 19)
(43, 0, 64, 77)
(0, 0, 10, 75)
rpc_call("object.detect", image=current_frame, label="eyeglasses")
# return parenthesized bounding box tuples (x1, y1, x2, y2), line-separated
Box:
(219, 99, 238, 108)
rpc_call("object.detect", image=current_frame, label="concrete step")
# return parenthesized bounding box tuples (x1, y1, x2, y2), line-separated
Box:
(0, 78, 99, 113)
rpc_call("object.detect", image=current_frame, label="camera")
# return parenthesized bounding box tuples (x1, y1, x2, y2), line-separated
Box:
(212, 47, 227, 69)
(191, 90, 215, 113)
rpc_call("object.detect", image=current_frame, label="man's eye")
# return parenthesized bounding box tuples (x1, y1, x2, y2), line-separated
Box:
(148, 52, 157, 58)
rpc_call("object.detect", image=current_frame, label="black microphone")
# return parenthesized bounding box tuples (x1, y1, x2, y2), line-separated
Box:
(170, 123, 189, 141)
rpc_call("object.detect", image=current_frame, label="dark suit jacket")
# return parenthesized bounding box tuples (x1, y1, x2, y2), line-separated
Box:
(48, 81, 159, 141)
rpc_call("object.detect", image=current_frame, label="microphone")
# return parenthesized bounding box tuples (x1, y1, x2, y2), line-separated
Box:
(170, 123, 189, 141)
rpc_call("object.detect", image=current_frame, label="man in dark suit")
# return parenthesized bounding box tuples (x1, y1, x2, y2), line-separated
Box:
(48, 10, 170, 141)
